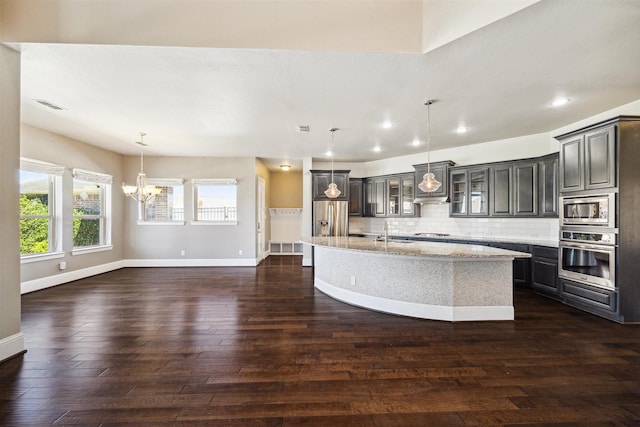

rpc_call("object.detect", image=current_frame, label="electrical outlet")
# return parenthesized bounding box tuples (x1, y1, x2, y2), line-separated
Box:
(238, 249, 243, 255)
(180, 250, 185, 256)
(350, 276, 356, 285)
(59, 261, 66, 270)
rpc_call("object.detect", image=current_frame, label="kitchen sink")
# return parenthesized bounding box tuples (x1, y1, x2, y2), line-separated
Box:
(414, 233, 450, 237)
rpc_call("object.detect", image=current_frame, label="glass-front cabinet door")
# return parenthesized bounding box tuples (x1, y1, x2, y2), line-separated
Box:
(469, 168, 488, 215)
(450, 171, 467, 215)
(401, 175, 415, 216)
(387, 177, 400, 216)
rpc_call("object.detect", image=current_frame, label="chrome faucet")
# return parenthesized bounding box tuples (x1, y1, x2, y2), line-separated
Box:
(382, 220, 389, 244)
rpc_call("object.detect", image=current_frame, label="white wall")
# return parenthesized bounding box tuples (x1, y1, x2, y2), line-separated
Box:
(20, 125, 126, 284)
(123, 155, 257, 264)
(0, 45, 24, 361)
(314, 132, 557, 178)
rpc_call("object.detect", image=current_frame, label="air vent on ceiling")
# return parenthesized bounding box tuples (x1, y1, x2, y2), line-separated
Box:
(297, 125, 310, 133)
(35, 99, 65, 110)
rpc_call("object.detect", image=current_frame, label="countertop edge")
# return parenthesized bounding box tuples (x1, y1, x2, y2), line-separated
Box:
(301, 237, 532, 259)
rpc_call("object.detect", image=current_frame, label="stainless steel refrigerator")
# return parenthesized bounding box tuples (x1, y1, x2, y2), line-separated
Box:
(313, 201, 349, 237)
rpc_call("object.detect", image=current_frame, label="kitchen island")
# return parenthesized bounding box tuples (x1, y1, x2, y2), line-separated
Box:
(302, 236, 531, 322)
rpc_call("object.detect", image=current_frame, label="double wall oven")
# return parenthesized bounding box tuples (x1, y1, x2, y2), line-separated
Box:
(559, 193, 617, 290)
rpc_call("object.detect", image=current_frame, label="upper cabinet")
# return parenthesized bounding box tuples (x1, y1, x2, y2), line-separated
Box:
(453, 153, 557, 218)
(363, 177, 387, 217)
(513, 162, 538, 216)
(311, 170, 349, 201)
(450, 167, 489, 216)
(490, 164, 513, 216)
(413, 161, 455, 201)
(363, 173, 417, 218)
(558, 124, 616, 193)
(539, 154, 559, 217)
(348, 178, 363, 216)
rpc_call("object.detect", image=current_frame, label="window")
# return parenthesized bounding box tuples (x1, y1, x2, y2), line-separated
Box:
(192, 178, 238, 224)
(19, 158, 64, 257)
(140, 179, 185, 223)
(72, 168, 112, 251)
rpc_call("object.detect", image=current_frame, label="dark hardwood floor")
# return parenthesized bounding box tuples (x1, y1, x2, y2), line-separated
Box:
(1, 256, 639, 426)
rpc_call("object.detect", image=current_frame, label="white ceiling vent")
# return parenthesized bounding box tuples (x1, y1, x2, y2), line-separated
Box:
(35, 99, 65, 110)
(297, 125, 310, 133)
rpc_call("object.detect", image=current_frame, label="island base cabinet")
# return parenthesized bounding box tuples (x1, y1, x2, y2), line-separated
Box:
(560, 279, 620, 322)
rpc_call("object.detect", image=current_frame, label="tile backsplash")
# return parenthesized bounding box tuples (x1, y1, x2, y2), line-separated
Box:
(349, 204, 559, 242)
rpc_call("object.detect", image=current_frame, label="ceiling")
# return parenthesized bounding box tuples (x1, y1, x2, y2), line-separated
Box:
(14, 0, 640, 171)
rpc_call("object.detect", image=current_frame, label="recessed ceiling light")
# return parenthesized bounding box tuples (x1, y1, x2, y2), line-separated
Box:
(280, 164, 291, 171)
(456, 125, 469, 134)
(551, 97, 570, 107)
(412, 139, 421, 146)
(373, 146, 382, 152)
(382, 121, 394, 129)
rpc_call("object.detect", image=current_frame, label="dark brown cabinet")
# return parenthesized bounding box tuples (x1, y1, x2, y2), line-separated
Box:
(559, 135, 583, 193)
(462, 154, 557, 218)
(584, 125, 616, 190)
(558, 124, 616, 193)
(413, 161, 454, 201)
(363, 177, 387, 217)
(531, 245, 559, 299)
(311, 170, 349, 201)
(400, 175, 416, 216)
(363, 173, 416, 218)
(348, 179, 363, 216)
(450, 167, 489, 216)
(539, 154, 559, 217)
(373, 178, 386, 216)
(514, 162, 538, 216)
(555, 116, 640, 323)
(490, 165, 513, 216)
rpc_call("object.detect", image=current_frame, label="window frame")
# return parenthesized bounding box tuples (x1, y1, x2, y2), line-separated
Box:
(71, 168, 113, 255)
(137, 178, 186, 225)
(19, 158, 64, 261)
(192, 178, 239, 225)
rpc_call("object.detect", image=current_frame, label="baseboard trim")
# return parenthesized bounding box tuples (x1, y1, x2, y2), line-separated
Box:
(123, 258, 258, 267)
(21, 260, 127, 294)
(0, 333, 25, 364)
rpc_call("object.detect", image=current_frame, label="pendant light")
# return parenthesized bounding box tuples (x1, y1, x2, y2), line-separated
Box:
(418, 100, 442, 193)
(324, 128, 341, 198)
(122, 132, 162, 203)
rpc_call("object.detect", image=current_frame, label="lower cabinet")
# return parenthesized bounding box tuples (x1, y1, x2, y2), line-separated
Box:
(530, 246, 560, 299)
(560, 278, 619, 321)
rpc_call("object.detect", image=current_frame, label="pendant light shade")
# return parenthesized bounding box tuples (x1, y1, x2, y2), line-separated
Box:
(324, 128, 341, 199)
(418, 100, 442, 193)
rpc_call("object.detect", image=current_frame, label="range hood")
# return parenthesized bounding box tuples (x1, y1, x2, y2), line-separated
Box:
(413, 196, 449, 204)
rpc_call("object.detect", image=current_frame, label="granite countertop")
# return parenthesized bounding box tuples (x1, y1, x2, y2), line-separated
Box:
(301, 236, 532, 259)
(351, 232, 559, 248)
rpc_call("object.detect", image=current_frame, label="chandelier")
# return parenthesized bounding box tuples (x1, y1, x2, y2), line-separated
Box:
(121, 132, 162, 203)
(417, 100, 442, 193)
(325, 128, 341, 198)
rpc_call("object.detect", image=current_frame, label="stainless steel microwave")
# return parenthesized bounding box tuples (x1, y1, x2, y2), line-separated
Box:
(560, 193, 615, 227)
